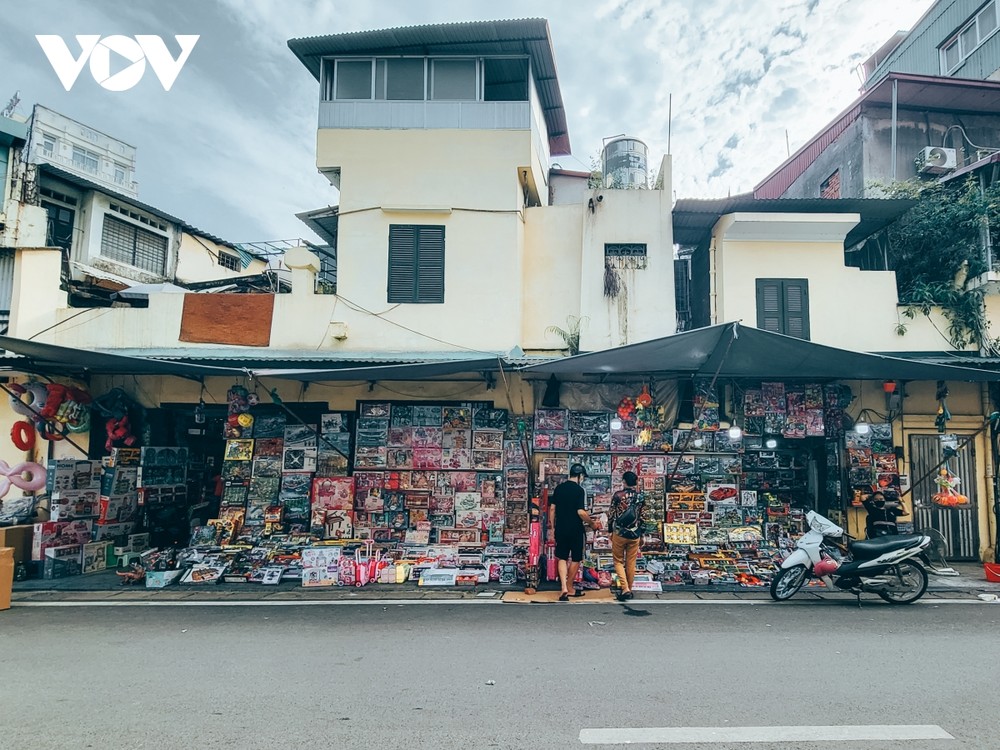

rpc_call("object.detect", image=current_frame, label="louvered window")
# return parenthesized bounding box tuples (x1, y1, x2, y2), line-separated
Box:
(755, 279, 810, 340)
(387, 225, 445, 304)
(101, 214, 168, 274)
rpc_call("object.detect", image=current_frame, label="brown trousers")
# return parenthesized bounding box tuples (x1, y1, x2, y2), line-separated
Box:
(611, 532, 640, 592)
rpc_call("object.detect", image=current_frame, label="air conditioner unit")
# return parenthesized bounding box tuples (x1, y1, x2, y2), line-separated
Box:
(914, 146, 957, 175)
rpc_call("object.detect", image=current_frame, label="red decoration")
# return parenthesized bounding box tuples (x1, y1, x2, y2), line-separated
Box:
(10, 421, 35, 451)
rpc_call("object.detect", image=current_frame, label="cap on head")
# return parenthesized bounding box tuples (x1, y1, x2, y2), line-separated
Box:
(569, 463, 588, 478)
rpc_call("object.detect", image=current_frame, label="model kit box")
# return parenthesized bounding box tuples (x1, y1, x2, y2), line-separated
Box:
(127, 533, 150, 552)
(92, 520, 135, 542)
(32, 520, 93, 560)
(46, 460, 102, 494)
(98, 493, 140, 524)
(82, 541, 111, 574)
(43, 544, 83, 578)
(50, 488, 100, 521)
(104, 448, 141, 467)
(101, 467, 138, 497)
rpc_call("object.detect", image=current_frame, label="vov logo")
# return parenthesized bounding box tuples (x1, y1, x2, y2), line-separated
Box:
(36, 35, 199, 92)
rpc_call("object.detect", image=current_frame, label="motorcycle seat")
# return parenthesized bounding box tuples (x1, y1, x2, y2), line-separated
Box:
(849, 534, 923, 560)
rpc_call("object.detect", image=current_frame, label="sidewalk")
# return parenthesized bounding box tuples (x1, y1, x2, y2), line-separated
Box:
(10, 563, 1000, 605)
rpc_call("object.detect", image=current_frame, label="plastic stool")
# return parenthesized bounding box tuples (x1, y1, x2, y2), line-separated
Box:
(117, 551, 142, 568)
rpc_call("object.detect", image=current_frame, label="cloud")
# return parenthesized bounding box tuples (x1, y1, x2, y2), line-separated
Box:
(3, 0, 935, 241)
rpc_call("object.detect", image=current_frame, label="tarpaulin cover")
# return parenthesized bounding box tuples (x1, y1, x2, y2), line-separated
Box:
(518, 323, 1000, 382)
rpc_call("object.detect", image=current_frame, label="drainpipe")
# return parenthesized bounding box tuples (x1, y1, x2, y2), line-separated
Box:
(708, 236, 718, 325)
(984, 381, 998, 561)
(890, 78, 898, 182)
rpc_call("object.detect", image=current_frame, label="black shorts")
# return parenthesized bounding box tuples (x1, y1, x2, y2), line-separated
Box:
(554, 532, 585, 562)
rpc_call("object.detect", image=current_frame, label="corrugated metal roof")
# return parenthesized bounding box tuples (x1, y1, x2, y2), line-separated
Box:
(671, 194, 916, 248)
(36, 163, 256, 257)
(753, 73, 1000, 199)
(287, 18, 570, 156)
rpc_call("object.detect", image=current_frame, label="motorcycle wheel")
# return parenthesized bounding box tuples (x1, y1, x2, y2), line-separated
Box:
(878, 560, 928, 604)
(770, 565, 808, 601)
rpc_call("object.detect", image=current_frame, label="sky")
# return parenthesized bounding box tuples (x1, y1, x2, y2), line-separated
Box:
(1, 0, 934, 244)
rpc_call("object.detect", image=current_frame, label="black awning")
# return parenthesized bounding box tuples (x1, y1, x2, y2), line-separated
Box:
(518, 323, 1000, 382)
(253, 357, 505, 382)
(0, 336, 245, 378)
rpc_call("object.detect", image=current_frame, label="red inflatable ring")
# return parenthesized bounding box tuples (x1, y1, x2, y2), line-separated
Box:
(10, 420, 35, 451)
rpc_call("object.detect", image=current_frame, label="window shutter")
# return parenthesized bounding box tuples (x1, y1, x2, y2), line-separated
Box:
(783, 280, 810, 340)
(755, 279, 783, 334)
(387, 225, 417, 303)
(415, 226, 445, 303)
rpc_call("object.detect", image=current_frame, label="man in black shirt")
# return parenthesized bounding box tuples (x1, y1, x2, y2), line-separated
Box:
(864, 490, 906, 537)
(548, 463, 599, 601)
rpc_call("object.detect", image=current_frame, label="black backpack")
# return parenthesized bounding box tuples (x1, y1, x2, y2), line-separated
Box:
(614, 489, 644, 540)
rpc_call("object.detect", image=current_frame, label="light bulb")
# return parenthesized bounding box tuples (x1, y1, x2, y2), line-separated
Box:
(765, 437, 778, 449)
(855, 421, 870, 435)
(610, 417, 623, 431)
(728, 425, 742, 440)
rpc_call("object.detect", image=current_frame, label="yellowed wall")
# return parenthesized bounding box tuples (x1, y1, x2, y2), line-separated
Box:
(317, 130, 532, 212)
(8, 247, 67, 339)
(522, 204, 584, 350)
(714, 217, 969, 353)
(175, 233, 267, 284)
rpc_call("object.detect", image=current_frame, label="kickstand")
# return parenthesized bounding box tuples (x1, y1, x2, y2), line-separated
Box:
(855, 590, 862, 609)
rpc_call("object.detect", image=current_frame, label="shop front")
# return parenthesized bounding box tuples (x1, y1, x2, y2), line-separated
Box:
(3, 323, 1000, 593)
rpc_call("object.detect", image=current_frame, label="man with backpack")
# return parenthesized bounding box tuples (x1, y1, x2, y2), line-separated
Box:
(608, 471, 647, 601)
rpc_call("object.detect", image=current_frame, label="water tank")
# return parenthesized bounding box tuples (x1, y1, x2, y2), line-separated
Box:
(602, 137, 648, 189)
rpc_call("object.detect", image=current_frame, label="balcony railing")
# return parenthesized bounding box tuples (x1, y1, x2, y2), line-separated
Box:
(318, 100, 530, 131)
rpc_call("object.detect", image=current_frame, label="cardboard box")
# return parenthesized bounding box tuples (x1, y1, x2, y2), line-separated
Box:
(92, 521, 134, 542)
(50, 488, 100, 521)
(105, 448, 141, 467)
(45, 460, 102, 494)
(0, 525, 33, 566)
(127, 533, 150, 552)
(0, 547, 12, 611)
(98, 494, 139, 524)
(145, 570, 182, 588)
(101, 467, 138, 496)
(32, 520, 93, 560)
(43, 544, 83, 578)
(82, 541, 111, 574)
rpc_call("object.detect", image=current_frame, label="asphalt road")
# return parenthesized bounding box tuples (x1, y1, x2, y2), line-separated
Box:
(3, 599, 998, 750)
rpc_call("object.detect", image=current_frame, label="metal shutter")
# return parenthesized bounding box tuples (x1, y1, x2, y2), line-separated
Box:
(387, 225, 444, 304)
(415, 226, 445, 303)
(387, 225, 418, 303)
(783, 279, 810, 340)
(755, 278, 810, 340)
(755, 279, 783, 334)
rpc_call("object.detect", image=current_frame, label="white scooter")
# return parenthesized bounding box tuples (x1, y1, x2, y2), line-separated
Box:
(770, 510, 933, 605)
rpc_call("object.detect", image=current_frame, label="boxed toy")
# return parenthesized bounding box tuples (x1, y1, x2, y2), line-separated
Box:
(98, 494, 140, 524)
(32, 520, 93, 560)
(46, 460, 102, 494)
(101, 467, 138, 496)
(50, 489, 100, 520)
(128, 533, 150, 552)
(92, 520, 135, 541)
(82, 541, 111, 573)
(43, 544, 83, 578)
(105, 448, 141, 467)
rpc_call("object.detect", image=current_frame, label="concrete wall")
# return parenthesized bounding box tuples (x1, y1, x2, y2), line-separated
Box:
(783, 108, 1000, 199)
(175, 233, 267, 284)
(710, 212, 970, 352)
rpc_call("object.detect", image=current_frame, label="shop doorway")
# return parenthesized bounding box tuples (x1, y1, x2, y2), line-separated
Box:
(909, 433, 980, 561)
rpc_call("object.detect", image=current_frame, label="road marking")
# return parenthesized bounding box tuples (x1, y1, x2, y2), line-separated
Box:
(579, 724, 955, 744)
(9, 595, 990, 608)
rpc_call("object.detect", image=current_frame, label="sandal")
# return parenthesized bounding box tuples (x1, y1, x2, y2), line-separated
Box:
(558, 593, 570, 602)
(572, 589, 586, 597)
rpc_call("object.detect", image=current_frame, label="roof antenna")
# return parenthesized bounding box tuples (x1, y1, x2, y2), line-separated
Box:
(1, 90, 20, 119)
